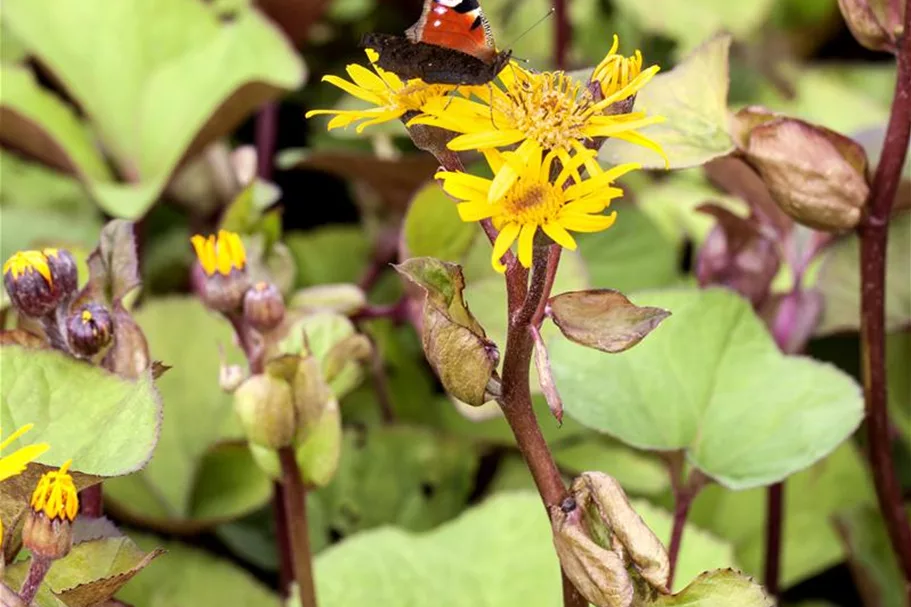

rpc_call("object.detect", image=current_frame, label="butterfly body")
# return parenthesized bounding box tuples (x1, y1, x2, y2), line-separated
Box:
(360, 0, 510, 86)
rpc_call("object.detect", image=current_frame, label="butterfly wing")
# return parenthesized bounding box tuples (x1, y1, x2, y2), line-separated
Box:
(405, 0, 497, 62)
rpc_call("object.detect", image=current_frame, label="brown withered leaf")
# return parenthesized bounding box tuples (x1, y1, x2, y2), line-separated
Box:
(0, 329, 46, 348)
(532, 328, 563, 425)
(733, 107, 870, 232)
(572, 472, 670, 591)
(101, 301, 151, 380)
(551, 498, 635, 607)
(549, 290, 670, 354)
(151, 360, 171, 379)
(53, 548, 164, 607)
(395, 258, 498, 406)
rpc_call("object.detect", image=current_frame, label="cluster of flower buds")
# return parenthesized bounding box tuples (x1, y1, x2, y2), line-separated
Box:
(3, 249, 77, 318)
(3, 248, 115, 358)
(191, 230, 285, 331)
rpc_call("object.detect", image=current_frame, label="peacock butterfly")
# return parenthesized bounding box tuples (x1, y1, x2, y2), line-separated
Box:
(361, 0, 511, 86)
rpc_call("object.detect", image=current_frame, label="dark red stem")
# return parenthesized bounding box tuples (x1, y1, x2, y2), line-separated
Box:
(553, 0, 571, 70)
(279, 447, 318, 607)
(763, 483, 784, 595)
(858, 4, 911, 597)
(497, 249, 586, 607)
(256, 102, 278, 181)
(19, 555, 51, 604)
(272, 481, 293, 596)
(80, 485, 103, 518)
(666, 491, 693, 590)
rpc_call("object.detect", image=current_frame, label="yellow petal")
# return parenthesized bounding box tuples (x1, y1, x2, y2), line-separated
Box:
(491, 223, 520, 271)
(457, 200, 499, 221)
(560, 211, 618, 232)
(517, 224, 536, 268)
(0, 443, 50, 482)
(438, 172, 493, 200)
(448, 129, 526, 152)
(354, 110, 405, 132)
(542, 222, 578, 250)
(322, 74, 386, 106)
(604, 130, 669, 168)
(346, 63, 390, 94)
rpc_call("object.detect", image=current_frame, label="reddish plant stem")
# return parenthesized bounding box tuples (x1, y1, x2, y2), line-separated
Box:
(666, 492, 693, 590)
(763, 483, 784, 596)
(256, 102, 278, 181)
(80, 485, 103, 518)
(553, 0, 571, 70)
(279, 447, 318, 607)
(858, 4, 911, 597)
(665, 453, 706, 589)
(497, 249, 586, 607)
(272, 481, 293, 596)
(19, 556, 51, 604)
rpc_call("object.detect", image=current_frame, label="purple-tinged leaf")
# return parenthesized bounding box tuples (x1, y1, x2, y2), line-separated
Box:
(548, 290, 670, 354)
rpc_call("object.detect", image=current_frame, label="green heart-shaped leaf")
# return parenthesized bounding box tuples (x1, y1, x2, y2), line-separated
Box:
(1, 0, 305, 218)
(0, 346, 160, 475)
(549, 288, 864, 489)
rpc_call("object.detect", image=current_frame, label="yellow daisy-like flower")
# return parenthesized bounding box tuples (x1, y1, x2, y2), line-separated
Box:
(0, 423, 50, 482)
(2, 250, 52, 284)
(191, 230, 247, 277)
(0, 423, 49, 548)
(412, 60, 666, 202)
(437, 148, 640, 272)
(591, 35, 656, 100)
(30, 459, 78, 522)
(305, 49, 457, 133)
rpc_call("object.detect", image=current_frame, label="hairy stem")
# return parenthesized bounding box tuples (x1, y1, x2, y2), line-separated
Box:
(858, 3, 911, 596)
(279, 447, 318, 607)
(19, 555, 51, 604)
(497, 249, 585, 607)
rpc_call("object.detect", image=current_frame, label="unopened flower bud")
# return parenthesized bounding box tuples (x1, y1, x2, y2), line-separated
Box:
(24, 460, 78, 560)
(191, 230, 250, 312)
(837, 0, 903, 53)
(244, 281, 285, 332)
(3, 249, 76, 318)
(733, 107, 870, 232)
(234, 373, 296, 449)
(66, 303, 114, 357)
(43, 248, 78, 300)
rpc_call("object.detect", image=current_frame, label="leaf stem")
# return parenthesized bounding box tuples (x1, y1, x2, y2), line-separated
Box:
(763, 483, 784, 596)
(19, 555, 51, 605)
(665, 452, 706, 589)
(497, 248, 586, 607)
(279, 446, 318, 607)
(858, 2, 911, 596)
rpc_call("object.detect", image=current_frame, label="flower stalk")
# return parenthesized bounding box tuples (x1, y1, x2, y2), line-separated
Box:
(665, 452, 707, 589)
(858, 2, 911, 594)
(18, 556, 52, 604)
(279, 446, 318, 607)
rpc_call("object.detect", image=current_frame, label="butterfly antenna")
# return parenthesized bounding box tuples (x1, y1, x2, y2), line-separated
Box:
(504, 8, 555, 50)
